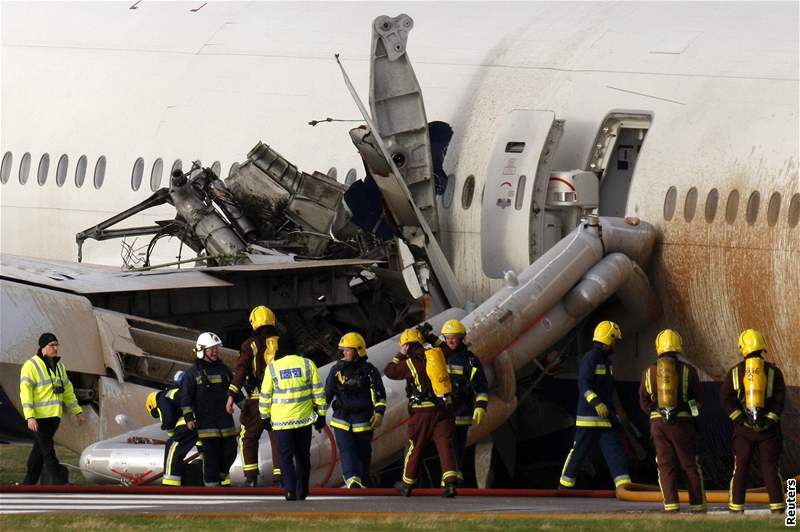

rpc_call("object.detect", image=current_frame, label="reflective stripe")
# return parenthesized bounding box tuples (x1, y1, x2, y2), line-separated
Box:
(442, 470, 458, 481)
(682, 365, 689, 403)
(401, 439, 416, 485)
(272, 393, 313, 404)
(645, 369, 652, 395)
(594, 365, 607, 375)
(732, 366, 739, 392)
(447, 365, 464, 375)
(19, 376, 36, 386)
(28, 399, 61, 408)
(330, 418, 350, 431)
(767, 367, 774, 399)
(729, 409, 742, 420)
(576, 415, 611, 427)
(242, 464, 259, 472)
(455, 416, 473, 426)
(475, 393, 488, 402)
(278, 384, 312, 394)
(584, 390, 598, 403)
(272, 415, 315, 429)
(663, 503, 680, 511)
(162, 478, 181, 486)
(228, 384, 239, 393)
(559, 445, 576, 489)
(613, 475, 631, 487)
(406, 359, 421, 392)
(769, 502, 786, 510)
(766, 411, 780, 422)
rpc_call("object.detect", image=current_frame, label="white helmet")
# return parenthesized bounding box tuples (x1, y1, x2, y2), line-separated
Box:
(195, 332, 222, 359)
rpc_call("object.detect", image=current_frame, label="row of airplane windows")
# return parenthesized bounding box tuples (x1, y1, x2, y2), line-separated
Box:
(0, 151, 238, 191)
(663, 185, 800, 228)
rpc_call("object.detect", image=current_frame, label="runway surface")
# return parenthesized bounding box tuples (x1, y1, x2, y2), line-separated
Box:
(0, 492, 753, 515)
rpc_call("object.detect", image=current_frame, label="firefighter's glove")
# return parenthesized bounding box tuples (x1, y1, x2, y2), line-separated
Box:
(594, 402, 609, 419)
(313, 415, 326, 433)
(370, 413, 384, 429)
(472, 407, 486, 425)
(263, 418, 272, 432)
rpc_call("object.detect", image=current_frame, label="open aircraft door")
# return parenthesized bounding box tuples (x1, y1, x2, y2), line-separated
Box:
(481, 110, 564, 278)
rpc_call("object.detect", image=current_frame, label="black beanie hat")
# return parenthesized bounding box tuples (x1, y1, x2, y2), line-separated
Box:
(38, 333, 58, 349)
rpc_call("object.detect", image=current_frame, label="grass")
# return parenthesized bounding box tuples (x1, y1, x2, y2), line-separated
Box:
(0, 513, 789, 531)
(0, 442, 88, 485)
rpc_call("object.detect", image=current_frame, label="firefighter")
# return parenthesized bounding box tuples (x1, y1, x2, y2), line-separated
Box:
(180, 332, 241, 487)
(19, 332, 85, 485)
(559, 320, 631, 490)
(720, 329, 786, 514)
(324, 332, 387, 488)
(439, 319, 488, 485)
(639, 329, 706, 512)
(146, 371, 198, 486)
(226, 305, 282, 487)
(385, 328, 459, 498)
(259, 349, 327, 501)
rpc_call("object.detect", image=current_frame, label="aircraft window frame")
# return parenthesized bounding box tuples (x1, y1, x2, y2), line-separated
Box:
(150, 158, 163, 191)
(683, 186, 698, 222)
(56, 154, 69, 187)
(725, 190, 740, 224)
(788, 194, 800, 228)
(766, 192, 781, 227)
(19, 152, 31, 185)
(75, 155, 87, 188)
(37, 153, 50, 186)
(0, 151, 12, 184)
(345, 168, 358, 187)
(663, 186, 677, 221)
(131, 157, 145, 191)
(228, 162, 240, 177)
(93, 155, 107, 189)
(171, 159, 183, 177)
(745, 191, 760, 226)
(211, 161, 221, 177)
(704, 188, 719, 223)
(461, 175, 475, 210)
(327, 167, 338, 179)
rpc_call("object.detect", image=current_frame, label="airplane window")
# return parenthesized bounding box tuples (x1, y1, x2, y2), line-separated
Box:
(683, 187, 698, 222)
(442, 174, 456, 208)
(327, 167, 338, 179)
(56, 154, 69, 187)
(746, 191, 760, 226)
(19, 152, 31, 185)
(345, 168, 358, 186)
(211, 161, 221, 177)
(171, 159, 183, 177)
(37, 153, 50, 186)
(228, 162, 240, 177)
(150, 158, 163, 191)
(704, 188, 719, 223)
(0, 151, 11, 184)
(94, 155, 107, 189)
(75, 155, 87, 187)
(788, 194, 800, 228)
(767, 192, 781, 227)
(725, 190, 740, 224)
(663, 186, 677, 221)
(131, 157, 145, 191)
(515, 175, 527, 210)
(461, 175, 475, 209)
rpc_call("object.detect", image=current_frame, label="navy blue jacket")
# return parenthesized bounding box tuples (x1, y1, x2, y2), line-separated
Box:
(444, 344, 489, 425)
(575, 343, 616, 428)
(181, 359, 240, 438)
(325, 358, 386, 433)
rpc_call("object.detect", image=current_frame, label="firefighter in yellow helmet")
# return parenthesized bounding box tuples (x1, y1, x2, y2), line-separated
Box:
(638, 329, 706, 512)
(324, 332, 386, 488)
(385, 327, 459, 497)
(720, 329, 786, 513)
(19, 332, 85, 484)
(437, 319, 488, 485)
(559, 321, 631, 489)
(226, 306, 282, 487)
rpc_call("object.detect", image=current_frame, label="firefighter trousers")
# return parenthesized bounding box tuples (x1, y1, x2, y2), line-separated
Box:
(240, 398, 282, 482)
(200, 435, 237, 487)
(729, 424, 784, 511)
(162, 427, 198, 486)
(333, 427, 373, 487)
(23, 417, 63, 485)
(400, 407, 458, 487)
(651, 420, 706, 511)
(560, 427, 631, 488)
(276, 424, 312, 498)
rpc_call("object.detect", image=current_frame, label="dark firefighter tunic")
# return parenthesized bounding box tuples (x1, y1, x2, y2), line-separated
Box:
(444, 344, 488, 425)
(155, 387, 187, 437)
(181, 359, 240, 439)
(575, 344, 616, 427)
(325, 358, 386, 432)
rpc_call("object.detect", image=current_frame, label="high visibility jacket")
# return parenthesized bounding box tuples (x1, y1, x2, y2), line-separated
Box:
(575, 344, 616, 428)
(443, 344, 488, 425)
(720, 357, 785, 426)
(324, 359, 386, 432)
(19, 354, 82, 420)
(156, 387, 188, 437)
(181, 359, 239, 439)
(638, 358, 702, 422)
(259, 355, 327, 430)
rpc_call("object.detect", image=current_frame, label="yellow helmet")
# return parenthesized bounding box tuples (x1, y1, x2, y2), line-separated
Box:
(339, 332, 367, 357)
(249, 306, 276, 330)
(441, 319, 466, 336)
(400, 328, 425, 346)
(593, 320, 622, 347)
(738, 329, 767, 357)
(145, 391, 158, 416)
(655, 329, 683, 356)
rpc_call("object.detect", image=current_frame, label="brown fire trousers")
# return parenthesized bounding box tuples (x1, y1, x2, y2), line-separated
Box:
(240, 398, 281, 482)
(401, 406, 459, 487)
(729, 424, 784, 511)
(651, 420, 706, 511)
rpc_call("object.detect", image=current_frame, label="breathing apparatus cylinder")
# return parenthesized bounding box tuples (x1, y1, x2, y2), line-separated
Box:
(264, 336, 279, 365)
(424, 347, 452, 397)
(657, 356, 678, 410)
(744, 356, 766, 416)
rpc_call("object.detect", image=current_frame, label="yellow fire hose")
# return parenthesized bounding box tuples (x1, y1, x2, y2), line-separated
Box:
(616, 476, 798, 503)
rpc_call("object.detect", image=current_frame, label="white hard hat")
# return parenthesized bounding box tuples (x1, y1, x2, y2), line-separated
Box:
(195, 332, 222, 359)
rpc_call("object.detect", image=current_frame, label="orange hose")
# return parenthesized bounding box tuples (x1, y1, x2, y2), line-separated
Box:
(616, 477, 798, 504)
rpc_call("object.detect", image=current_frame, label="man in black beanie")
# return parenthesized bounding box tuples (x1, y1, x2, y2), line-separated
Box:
(19, 332, 84, 484)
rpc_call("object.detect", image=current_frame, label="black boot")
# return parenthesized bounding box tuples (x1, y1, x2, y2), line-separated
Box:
(285, 491, 297, 501)
(443, 482, 457, 498)
(246, 477, 258, 488)
(273, 474, 282, 488)
(394, 481, 413, 497)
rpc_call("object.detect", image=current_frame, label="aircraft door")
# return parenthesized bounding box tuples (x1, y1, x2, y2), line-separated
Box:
(481, 110, 563, 278)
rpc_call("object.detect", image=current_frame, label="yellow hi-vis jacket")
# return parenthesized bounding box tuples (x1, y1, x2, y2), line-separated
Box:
(259, 355, 327, 430)
(19, 354, 82, 420)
